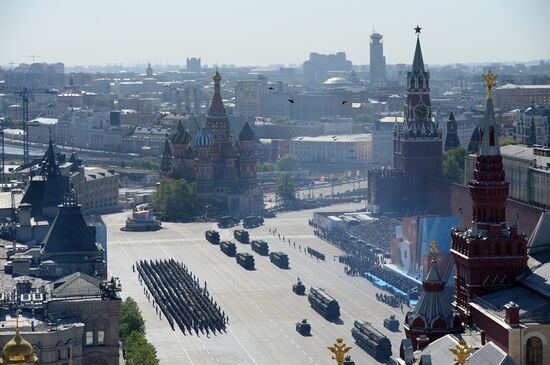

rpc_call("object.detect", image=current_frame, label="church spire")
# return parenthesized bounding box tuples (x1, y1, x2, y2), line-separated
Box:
(479, 71, 500, 156)
(412, 25, 425, 75)
(209, 70, 226, 116)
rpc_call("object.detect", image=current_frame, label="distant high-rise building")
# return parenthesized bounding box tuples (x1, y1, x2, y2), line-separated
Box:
(303, 52, 353, 82)
(146, 62, 153, 77)
(186, 58, 201, 73)
(370, 31, 386, 84)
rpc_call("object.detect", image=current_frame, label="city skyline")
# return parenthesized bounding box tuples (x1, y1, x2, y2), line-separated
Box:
(1, 0, 549, 67)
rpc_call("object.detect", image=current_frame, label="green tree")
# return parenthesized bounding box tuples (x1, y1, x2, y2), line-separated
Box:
(500, 138, 518, 147)
(443, 147, 467, 184)
(276, 154, 299, 171)
(276, 173, 297, 206)
(152, 178, 196, 221)
(120, 297, 145, 339)
(257, 162, 276, 172)
(125, 331, 160, 365)
(131, 157, 160, 170)
(353, 113, 371, 123)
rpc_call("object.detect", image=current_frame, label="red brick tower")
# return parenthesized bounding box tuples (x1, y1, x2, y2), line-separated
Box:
(394, 25, 442, 179)
(451, 71, 528, 318)
(404, 242, 462, 350)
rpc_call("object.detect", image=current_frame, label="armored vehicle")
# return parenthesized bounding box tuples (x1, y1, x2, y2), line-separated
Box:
(251, 240, 269, 256)
(243, 215, 264, 229)
(307, 287, 340, 321)
(217, 216, 239, 228)
(220, 241, 237, 257)
(233, 229, 250, 244)
(269, 251, 289, 269)
(383, 315, 399, 331)
(205, 230, 220, 244)
(295, 319, 311, 336)
(236, 252, 255, 270)
(292, 278, 306, 295)
(352, 320, 392, 361)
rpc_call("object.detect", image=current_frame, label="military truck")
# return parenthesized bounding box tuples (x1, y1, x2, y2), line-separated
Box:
(352, 320, 392, 361)
(292, 278, 306, 295)
(243, 216, 264, 229)
(205, 230, 220, 244)
(295, 319, 311, 336)
(233, 229, 250, 244)
(308, 287, 340, 321)
(251, 240, 269, 256)
(220, 241, 237, 257)
(383, 315, 399, 332)
(236, 252, 255, 270)
(269, 251, 289, 269)
(217, 216, 240, 228)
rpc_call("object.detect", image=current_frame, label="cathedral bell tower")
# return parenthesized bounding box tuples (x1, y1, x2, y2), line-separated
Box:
(451, 72, 527, 319)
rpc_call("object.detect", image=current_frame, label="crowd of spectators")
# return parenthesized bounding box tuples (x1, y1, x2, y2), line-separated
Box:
(345, 216, 400, 251)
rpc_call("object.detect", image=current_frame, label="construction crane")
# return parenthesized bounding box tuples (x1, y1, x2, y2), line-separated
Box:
(0, 86, 58, 165)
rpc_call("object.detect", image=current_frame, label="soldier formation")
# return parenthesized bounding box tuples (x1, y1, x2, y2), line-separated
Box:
(136, 259, 228, 336)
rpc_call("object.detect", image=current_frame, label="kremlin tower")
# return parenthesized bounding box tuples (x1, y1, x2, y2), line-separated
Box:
(403, 241, 462, 351)
(451, 71, 528, 319)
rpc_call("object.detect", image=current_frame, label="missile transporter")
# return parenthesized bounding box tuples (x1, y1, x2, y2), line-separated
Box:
(292, 278, 306, 295)
(295, 319, 311, 336)
(351, 320, 392, 361)
(307, 287, 340, 321)
(251, 240, 269, 256)
(205, 230, 220, 244)
(269, 251, 289, 269)
(236, 252, 255, 270)
(220, 241, 237, 257)
(233, 229, 250, 244)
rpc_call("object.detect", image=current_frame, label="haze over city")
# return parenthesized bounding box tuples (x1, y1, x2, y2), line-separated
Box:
(1, 1, 550, 365)
(1, 0, 550, 67)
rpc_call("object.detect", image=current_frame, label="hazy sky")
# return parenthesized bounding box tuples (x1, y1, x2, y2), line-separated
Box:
(1, 0, 549, 67)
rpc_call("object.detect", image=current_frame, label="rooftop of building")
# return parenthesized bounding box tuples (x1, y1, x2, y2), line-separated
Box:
(379, 116, 405, 123)
(410, 332, 516, 365)
(497, 84, 550, 90)
(290, 133, 372, 143)
(84, 167, 117, 182)
(500, 144, 550, 170)
(28, 117, 58, 125)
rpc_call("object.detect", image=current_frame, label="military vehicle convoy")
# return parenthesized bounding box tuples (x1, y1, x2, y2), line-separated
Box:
(351, 320, 392, 361)
(205, 230, 220, 244)
(220, 241, 237, 257)
(236, 252, 255, 270)
(233, 229, 250, 244)
(217, 216, 240, 228)
(292, 278, 306, 295)
(243, 215, 264, 229)
(269, 251, 289, 269)
(383, 315, 399, 331)
(295, 319, 311, 336)
(307, 287, 340, 321)
(251, 240, 269, 256)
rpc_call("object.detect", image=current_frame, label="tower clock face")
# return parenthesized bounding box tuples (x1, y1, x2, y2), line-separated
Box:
(414, 104, 429, 121)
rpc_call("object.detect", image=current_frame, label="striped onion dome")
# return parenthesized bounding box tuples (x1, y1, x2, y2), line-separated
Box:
(194, 128, 213, 148)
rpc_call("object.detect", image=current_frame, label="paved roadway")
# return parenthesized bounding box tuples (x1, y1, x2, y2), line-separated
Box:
(104, 202, 404, 365)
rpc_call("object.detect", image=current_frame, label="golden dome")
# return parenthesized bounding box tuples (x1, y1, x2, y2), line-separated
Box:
(1, 314, 38, 365)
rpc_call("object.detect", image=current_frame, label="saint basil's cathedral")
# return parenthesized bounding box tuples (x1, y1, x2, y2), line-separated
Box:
(160, 71, 263, 215)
